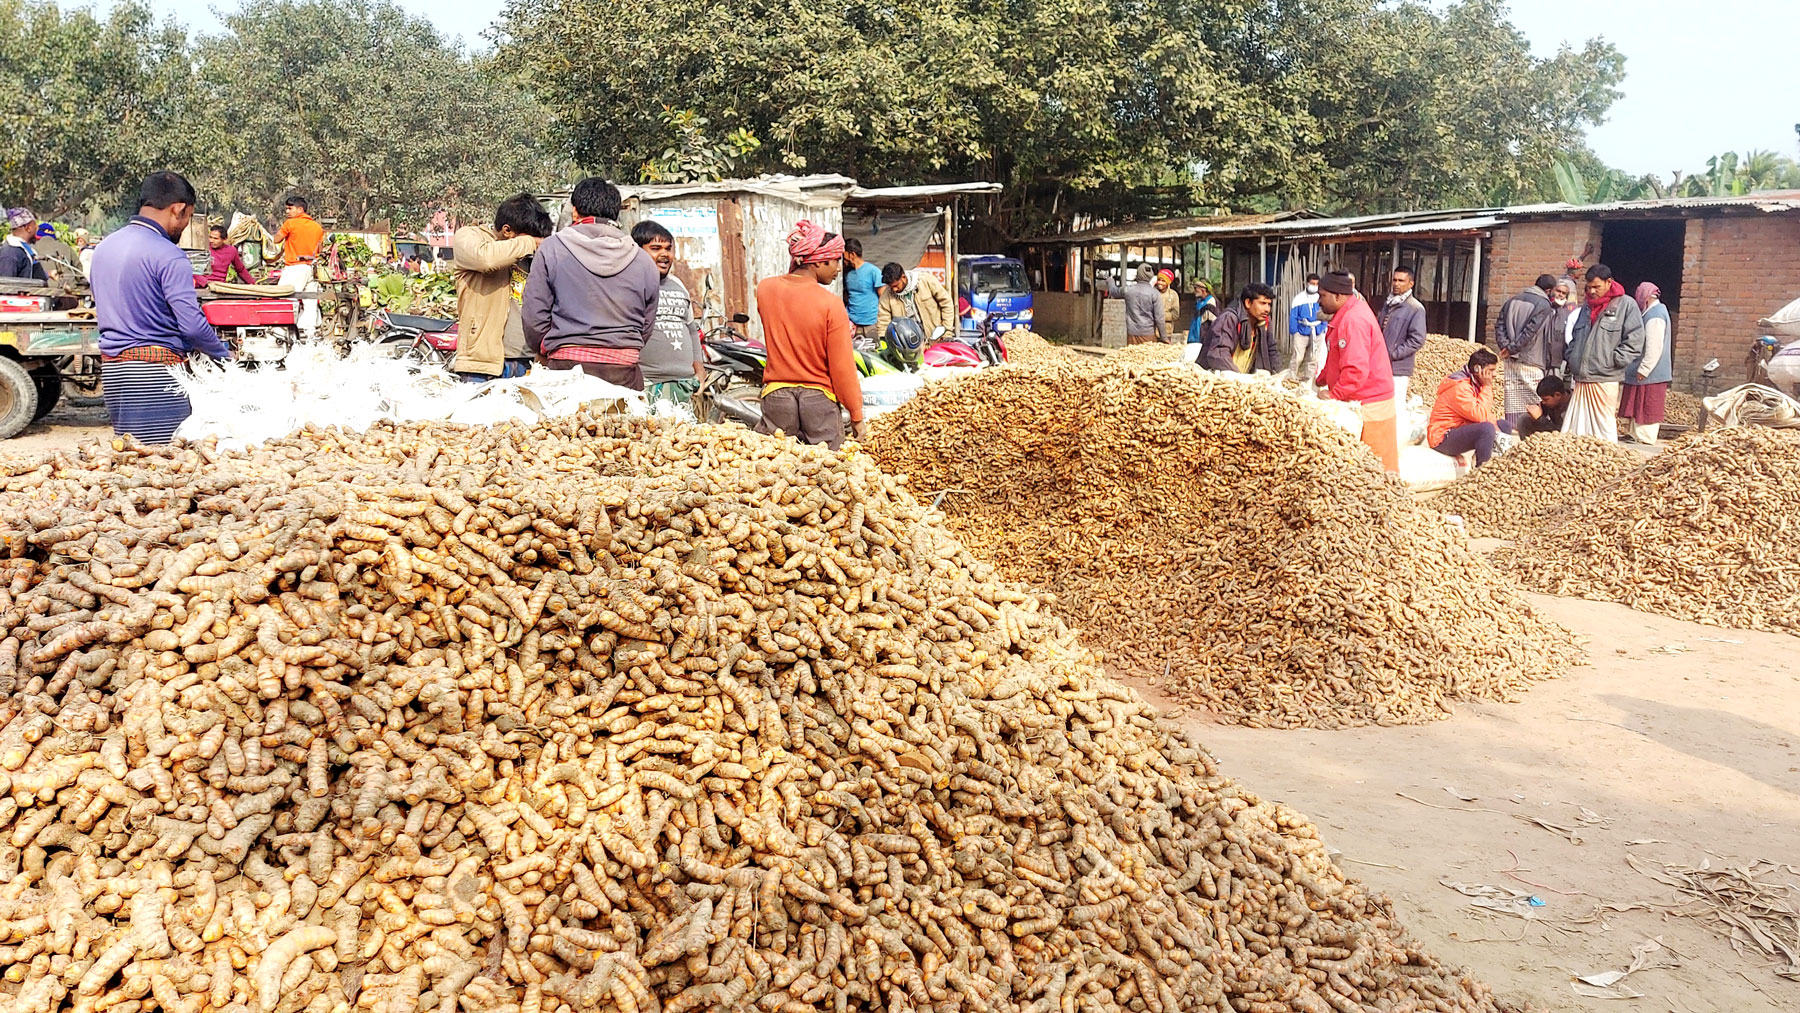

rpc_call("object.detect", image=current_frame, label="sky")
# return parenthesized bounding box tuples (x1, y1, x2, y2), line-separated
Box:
(142, 0, 1793, 181)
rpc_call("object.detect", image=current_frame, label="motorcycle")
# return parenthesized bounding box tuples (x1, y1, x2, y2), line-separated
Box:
(855, 319, 928, 376)
(369, 308, 459, 369)
(924, 303, 1008, 368)
(695, 314, 766, 428)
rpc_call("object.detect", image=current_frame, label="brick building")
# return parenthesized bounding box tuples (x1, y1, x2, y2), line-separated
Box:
(1133, 194, 1800, 393)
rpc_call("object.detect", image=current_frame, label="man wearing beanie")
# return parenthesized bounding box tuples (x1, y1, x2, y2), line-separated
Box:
(1314, 271, 1400, 472)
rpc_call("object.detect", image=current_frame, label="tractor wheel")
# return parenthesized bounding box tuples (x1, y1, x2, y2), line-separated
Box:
(0, 357, 41, 439)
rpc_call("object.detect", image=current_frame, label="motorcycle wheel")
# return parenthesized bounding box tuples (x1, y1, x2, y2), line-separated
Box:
(379, 335, 438, 368)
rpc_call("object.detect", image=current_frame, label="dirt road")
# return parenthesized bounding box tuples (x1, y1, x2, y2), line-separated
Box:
(10, 397, 110, 453)
(1133, 594, 1799, 1012)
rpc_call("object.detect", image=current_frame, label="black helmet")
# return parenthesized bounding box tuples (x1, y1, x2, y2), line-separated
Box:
(887, 317, 926, 355)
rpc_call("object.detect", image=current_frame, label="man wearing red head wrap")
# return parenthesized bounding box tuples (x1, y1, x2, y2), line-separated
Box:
(755, 220, 864, 450)
(1154, 268, 1180, 341)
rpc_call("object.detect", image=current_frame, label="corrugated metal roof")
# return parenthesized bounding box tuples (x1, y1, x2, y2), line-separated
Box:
(1508, 192, 1800, 216)
(1026, 212, 1301, 246)
(557, 175, 1006, 211)
(1183, 206, 1525, 239)
(1181, 193, 1800, 241)
(618, 174, 856, 209)
(847, 182, 1002, 201)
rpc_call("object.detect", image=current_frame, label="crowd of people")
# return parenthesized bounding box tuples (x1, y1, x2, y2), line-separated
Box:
(59, 169, 1674, 467)
(1, 206, 97, 282)
(1423, 264, 1662, 471)
(78, 171, 871, 451)
(1144, 260, 1663, 475)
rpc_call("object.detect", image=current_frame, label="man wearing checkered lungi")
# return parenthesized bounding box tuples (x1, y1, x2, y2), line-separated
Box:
(1492, 274, 1560, 431)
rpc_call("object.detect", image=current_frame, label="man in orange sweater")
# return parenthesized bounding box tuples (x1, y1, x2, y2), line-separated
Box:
(755, 220, 864, 450)
(272, 194, 325, 336)
(1427, 347, 1504, 466)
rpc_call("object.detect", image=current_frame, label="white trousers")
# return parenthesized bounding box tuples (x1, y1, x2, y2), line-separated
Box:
(1392, 375, 1410, 408)
(278, 263, 321, 336)
(1290, 331, 1326, 382)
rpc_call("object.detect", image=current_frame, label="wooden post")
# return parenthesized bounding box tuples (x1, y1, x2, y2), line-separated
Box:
(1467, 236, 1483, 342)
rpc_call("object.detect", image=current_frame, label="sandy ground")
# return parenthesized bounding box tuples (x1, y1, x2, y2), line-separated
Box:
(7, 396, 111, 454)
(1126, 593, 1800, 1012)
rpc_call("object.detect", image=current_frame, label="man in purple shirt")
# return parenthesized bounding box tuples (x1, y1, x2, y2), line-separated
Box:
(90, 171, 232, 444)
(194, 225, 253, 288)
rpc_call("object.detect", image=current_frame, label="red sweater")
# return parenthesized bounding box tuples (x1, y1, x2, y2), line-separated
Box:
(756, 272, 863, 422)
(1316, 294, 1395, 403)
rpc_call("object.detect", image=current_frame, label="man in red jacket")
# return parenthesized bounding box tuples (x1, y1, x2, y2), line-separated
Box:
(1315, 271, 1399, 473)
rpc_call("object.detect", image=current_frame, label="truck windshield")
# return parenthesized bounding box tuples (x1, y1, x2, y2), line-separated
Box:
(970, 263, 1027, 294)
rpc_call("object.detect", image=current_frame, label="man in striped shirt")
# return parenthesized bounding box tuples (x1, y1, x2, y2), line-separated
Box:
(522, 178, 660, 390)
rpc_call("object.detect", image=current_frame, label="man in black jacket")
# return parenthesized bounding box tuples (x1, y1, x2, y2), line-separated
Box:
(1493, 273, 1558, 429)
(0, 208, 48, 282)
(1201, 283, 1277, 373)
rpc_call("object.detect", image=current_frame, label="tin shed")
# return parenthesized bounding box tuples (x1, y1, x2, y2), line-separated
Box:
(540, 175, 856, 341)
(543, 175, 1002, 341)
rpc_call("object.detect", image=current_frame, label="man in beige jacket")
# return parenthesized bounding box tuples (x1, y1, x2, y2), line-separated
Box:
(452, 193, 552, 381)
(875, 262, 955, 339)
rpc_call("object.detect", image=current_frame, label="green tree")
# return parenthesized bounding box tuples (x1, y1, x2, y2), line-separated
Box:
(498, 0, 1623, 230)
(0, 0, 211, 219)
(1297, 0, 1622, 211)
(1663, 150, 1800, 198)
(1550, 150, 1661, 205)
(191, 0, 564, 226)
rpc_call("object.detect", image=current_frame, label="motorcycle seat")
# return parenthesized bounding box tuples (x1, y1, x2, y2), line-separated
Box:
(386, 313, 456, 332)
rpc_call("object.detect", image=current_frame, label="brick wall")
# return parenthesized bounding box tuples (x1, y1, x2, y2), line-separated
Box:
(1675, 215, 1800, 391)
(1482, 220, 1599, 341)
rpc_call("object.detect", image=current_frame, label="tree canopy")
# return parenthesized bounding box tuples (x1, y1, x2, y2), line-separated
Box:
(2, 0, 1643, 232)
(0, 0, 205, 218)
(497, 0, 1626, 233)
(0, 0, 563, 227)
(190, 0, 562, 227)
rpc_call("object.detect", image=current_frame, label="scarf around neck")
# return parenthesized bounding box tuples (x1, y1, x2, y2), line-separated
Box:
(1586, 279, 1625, 324)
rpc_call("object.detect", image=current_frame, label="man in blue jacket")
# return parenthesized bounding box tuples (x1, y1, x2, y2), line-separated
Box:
(1288, 273, 1325, 380)
(89, 171, 232, 443)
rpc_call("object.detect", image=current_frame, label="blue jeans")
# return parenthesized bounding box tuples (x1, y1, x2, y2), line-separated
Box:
(457, 360, 531, 383)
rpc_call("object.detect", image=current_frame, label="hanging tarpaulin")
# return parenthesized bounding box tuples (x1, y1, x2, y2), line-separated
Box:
(841, 211, 939, 274)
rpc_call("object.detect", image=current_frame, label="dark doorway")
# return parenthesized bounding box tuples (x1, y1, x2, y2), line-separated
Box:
(1599, 219, 1684, 314)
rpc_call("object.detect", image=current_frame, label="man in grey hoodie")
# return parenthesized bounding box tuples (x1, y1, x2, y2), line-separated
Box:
(523, 177, 662, 390)
(1119, 264, 1168, 344)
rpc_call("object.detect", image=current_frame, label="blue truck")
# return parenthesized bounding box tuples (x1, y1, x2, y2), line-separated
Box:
(956, 255, 1033, 332)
